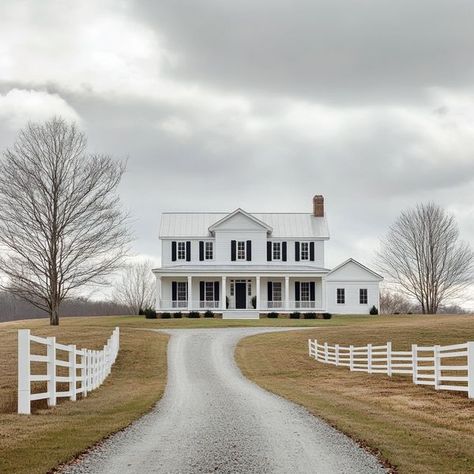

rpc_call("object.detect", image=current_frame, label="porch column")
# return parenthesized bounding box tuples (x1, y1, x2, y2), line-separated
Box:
(221, 276, 226, 311)
(156, 276, 161, 310)
(187, 275, 193, 311)
(321, 277, 326, 311)
(285, 276, 290, 310)
(256, 276, 261, 311)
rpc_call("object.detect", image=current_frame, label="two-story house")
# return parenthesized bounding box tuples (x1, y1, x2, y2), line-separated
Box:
(153, 195, 382, 318)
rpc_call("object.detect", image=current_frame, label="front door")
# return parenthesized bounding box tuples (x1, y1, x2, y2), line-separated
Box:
(235, 282, 247, 309)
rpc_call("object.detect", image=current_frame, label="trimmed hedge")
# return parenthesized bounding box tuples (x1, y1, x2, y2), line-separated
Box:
(173, 312, 183, 318)
(144, 308, 157, 319)
(188, 311, 200, 318)
(267, 312, 279, 318)
(161, 312, 172, 319)
(289, 312, 300, 319)
(204, 310, 215, 318)
(303, 312, 317, 319)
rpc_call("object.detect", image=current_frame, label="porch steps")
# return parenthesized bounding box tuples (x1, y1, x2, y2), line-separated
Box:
(222, 311, 259, 320)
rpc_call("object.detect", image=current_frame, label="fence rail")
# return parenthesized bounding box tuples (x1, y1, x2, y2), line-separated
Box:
(308, 339, 474, 398)
(18, 327, 120, 414)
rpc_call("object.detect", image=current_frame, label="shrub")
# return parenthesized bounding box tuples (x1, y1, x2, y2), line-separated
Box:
(188, 311, 200, 318)
(322, 312, 332, 319)
(267, 312, 279, 318)
(251, 296, 257, 309)
(138, 308, 145, 315)
(369, 305, 379, 315)
(289, 312, 300, 319)
(173, 312, 183, 318)
(226, 296, 229, 309)
(144, 307, 157, 319)
(161, 312, 172, 319)
(304, 312, 317, 319)
(204, 310, 214, 318)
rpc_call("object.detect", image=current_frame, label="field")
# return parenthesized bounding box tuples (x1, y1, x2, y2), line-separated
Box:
(236, 314, 474, 474)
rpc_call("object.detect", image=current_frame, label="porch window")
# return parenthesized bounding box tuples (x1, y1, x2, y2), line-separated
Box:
(300, 282, 310, 301)
(300, 242, 309, 260)
(177, 241, 186, 260)
(177, 282, 187, 303)
(205, 282, 215, 301)
(272, 242, 281, 260)
(337, 288, 345, 304)
(237, 241, 246, 260)
(205, 241, 213, 260)
(272, 282, 282, 302)
(359, 288, 368, 304)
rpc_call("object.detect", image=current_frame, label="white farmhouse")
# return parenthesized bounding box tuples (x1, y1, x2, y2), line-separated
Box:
(153, 195, 382, 318)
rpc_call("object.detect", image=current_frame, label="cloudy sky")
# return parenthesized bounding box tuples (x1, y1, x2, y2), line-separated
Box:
(1, 1, 473, 306)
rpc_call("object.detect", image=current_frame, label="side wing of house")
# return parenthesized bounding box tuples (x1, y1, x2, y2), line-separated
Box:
(324, 259, 382, 314)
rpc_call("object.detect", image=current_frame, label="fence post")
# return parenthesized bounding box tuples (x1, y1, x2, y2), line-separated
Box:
(18, 329, 31, 415)
(324, 342, 328, 363)
(308, 339, 312, 358)
(434, 345, 441, 390)
(69, 345, 77, 401)
(367, 344, 372, 373)
(412, 344, 418, 384)
(467, 342, 474, 399)
(314, 340, 318, 360)
(386, 342, 392, 377)
(349, 345, 354, 371)
(47, 336, 57, 407)
(81, 349, 88, 397)
(335, 344, 340, 366)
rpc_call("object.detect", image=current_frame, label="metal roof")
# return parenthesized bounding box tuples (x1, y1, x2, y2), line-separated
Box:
(159, 212, 329, 239)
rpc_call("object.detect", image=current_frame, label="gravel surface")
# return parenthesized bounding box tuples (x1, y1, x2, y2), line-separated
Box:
(61, 327, 386, 474)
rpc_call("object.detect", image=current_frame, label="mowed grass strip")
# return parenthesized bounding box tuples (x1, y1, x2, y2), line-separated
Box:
(0, 319, 168, 474)
(236, 315, 474, 474)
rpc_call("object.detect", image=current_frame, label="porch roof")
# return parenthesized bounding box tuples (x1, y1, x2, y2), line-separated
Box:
(153, 264, 330, 275)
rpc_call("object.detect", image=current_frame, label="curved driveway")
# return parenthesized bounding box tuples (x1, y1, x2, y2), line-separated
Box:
(63, 328, 385, 474)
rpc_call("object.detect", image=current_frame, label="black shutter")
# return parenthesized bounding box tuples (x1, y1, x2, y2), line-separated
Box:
(231, 240, 236, 261)
(310, 282, 315, 302)
(199, 241, 204, 261)
(267, 241, 272, 261)
(310, 242, 315, 261)
(214, 281, 219, 302)
(295, 281, 300, 301)
(246, 240, 252, 261)
(186, 241, 191, 261)
(282, 242, 287, 261)
(171, 241, 177, 261)
(200, 281, 204, 302)
(172, 281, 177, 301)
(267, 281, 273, 301)
(295, 242, 300, 261)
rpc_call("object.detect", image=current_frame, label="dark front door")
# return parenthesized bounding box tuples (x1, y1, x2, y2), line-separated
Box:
(235, 282, 247, 309)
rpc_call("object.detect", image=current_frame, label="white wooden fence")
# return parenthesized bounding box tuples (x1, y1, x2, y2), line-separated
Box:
(18, 327, 120, 414)
(308, 339, 474, 398)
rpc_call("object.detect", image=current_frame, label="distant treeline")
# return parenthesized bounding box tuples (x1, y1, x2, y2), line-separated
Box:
(0, 292, 130, 322)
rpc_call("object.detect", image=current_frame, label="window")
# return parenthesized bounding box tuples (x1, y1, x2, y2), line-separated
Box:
(204, 282, 215, 302)
(300, 242, 309, 260)
(205, 241, 213, 260)
(237, 241, 246, 260)
(337, 288, 345, 304)
(300, 282, 310, 301)
(177, 282, 187, 301)
(230, 280, 235, 296)
(272, 242, 281, 260)
(272, 282, 282, 302)
(177, 241, 186, 260)
(359, 288, 368, 304)
(248, 279, 252, 296)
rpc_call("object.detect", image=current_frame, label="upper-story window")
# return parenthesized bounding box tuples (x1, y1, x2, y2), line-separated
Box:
(177, 241, 186, 260)
(300, 242, 309, 260)
(272, 242, 281, 260)
(359, 288, 368, 304)
(205, 241, 213, 260)
(337, 288, 345, 304)
(237, 241, 246, 260)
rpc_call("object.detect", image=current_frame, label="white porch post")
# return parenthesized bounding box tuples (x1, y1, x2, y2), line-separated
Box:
(256, 276, 261, 311)
(321, 277, 326, 311)
(285, 276, 290, 310)
(156, 276, 162, 310)
(187, 276, 193, 311)
(221, 276, 226, 311)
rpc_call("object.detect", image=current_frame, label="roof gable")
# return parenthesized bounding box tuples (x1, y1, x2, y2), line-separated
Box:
(208, 209, 272, 233)
(326, 258, 383, 281)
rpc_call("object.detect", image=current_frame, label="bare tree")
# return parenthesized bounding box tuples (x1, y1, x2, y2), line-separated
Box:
(379, 289, 419, 314)
(377, 202, 473, 314)
(0, 118, 130, 325)
(113, 260, 156, 314)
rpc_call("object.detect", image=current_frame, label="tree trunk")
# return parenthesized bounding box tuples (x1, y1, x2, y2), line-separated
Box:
(50, 302, 60, 326)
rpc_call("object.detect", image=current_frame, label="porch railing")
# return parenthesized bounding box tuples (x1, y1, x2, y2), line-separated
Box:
(159, 300, 220, 310)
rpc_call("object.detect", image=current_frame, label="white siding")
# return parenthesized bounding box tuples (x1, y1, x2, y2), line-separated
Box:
(326, 282, 379, 314)
(214, 230, 267, 264)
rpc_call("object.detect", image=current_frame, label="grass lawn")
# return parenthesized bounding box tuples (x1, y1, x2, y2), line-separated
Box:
(0, 318, 168, 474)
(236, 314, 474, 474)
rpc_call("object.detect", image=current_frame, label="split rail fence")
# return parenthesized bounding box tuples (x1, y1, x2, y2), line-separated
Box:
(308, 339, 474, 398)
(18, 327, 120, 414)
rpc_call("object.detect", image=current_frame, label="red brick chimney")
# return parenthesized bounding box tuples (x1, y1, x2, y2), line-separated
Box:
(313, 195, 324, 217)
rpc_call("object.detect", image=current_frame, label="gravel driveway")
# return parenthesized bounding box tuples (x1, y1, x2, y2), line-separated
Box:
(62, 327, 385, 474)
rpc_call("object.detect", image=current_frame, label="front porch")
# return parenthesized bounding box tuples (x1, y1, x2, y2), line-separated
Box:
(156, 273, 327, 315)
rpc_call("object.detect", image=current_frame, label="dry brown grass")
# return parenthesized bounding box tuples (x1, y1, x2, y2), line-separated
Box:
(0, 318, 168, 474)
(236, 314, 474, 474)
